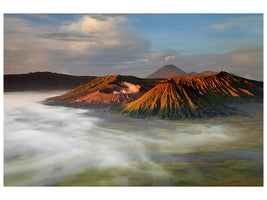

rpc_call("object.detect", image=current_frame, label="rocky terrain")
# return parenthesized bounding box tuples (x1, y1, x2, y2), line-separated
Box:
(45, 75, 162, 107)
(173, 71, 263, 103)
(116, 79, 237, 119)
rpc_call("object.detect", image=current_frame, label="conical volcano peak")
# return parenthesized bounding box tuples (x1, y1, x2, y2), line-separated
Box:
(146, 65, 186, 79)
(162, 64, 181, 69)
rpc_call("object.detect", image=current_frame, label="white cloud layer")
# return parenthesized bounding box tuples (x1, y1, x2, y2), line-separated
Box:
(5, 91, 241, 186)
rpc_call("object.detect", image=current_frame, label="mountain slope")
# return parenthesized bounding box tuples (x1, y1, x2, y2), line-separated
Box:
(46, 75, 163, 107)
(146, 65, 217, 79)
(146, 65, 186, 79)
(176, 71, 217, 78)
(173, 71, 263, 103)
(4, 72, 96, 92)
(117, 79, 237, 120)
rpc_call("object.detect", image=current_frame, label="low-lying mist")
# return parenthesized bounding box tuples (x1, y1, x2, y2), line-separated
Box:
(4, 91, 262, 186)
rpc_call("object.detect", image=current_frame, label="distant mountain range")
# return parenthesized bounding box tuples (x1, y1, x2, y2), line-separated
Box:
(4, 72, 96, 92)
(146, 64, 216, 79)
(6, 66, 263, 120)
(45, 69, 262, 119)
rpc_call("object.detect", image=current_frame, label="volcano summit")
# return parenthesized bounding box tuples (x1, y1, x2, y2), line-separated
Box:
(45, 75, 161, 108)
(146, 65, 186, 79)
(116, 79, 238, 120)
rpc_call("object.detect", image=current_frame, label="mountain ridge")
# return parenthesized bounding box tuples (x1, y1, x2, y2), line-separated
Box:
(146, 64, 216, 79)
(173, 71, 263, 103)
(116, 78, 238, 119)
(4, 71, 97, 92)
(45, 75, 163, 107)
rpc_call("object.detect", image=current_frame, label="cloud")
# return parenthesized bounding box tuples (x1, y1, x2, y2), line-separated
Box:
(170, 45, 263, 80)
(164, 55, 176, 62)
(5, 91, 240, 186)
(114, 45, 263, 80)
(225, 46, 263, 75)
(4, 15, 150, 75)
(4, 14, 263, 80)
(40, 31, 93, 42)
(140, 51, 181, 63)
(39, 15, 151, 57)
(210, 16, 263, 34)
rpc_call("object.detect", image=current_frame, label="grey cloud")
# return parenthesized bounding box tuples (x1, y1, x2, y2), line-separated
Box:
(4, 15, 263, 80)
(84, 14, 129, 21)
(39, 31, 95, 42)
(4, 15, 151, 75)
(174, 45, 263, 80)
(140, 50, 182, 62)
(211, 16, 262, 30)
(210, 15, 263, 36)
(131, 45, 263, 80)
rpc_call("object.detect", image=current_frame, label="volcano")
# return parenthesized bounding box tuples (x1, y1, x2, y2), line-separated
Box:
(173, 71, 263, 103)
(146, 65, 186, 79)
(45, 75, 162, 107)
(146, 65, 216, 79)
(117, 79, 237, 120)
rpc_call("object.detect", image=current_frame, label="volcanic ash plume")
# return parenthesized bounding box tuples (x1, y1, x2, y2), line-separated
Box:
(164, 55, 176, 62)
(113, 82, 140, 94)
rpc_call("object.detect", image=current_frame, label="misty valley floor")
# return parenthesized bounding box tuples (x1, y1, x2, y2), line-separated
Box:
(4, 91, 263, 186)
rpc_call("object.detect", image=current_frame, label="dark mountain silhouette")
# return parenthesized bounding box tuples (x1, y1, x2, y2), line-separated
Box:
(146, 65, 216, 79)
(116, 79, 237, 120)
(45, 75, 162, 107)
(4, 72, 97, 92)
(173, 71, 263, 103)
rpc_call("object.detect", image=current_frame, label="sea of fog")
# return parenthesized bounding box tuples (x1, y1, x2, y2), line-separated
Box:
(4, 91, 263, 186)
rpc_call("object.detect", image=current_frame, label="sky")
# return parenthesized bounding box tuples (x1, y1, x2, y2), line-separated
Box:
(4, 14, 263, 80)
